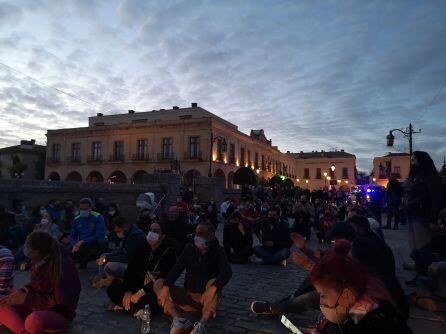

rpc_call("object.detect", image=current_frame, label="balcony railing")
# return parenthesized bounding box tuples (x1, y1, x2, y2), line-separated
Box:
(87, 155, 102, 163)
(157, 152, 175, 161)
(132, 153, 150, 161)
(66, 156, 82, 164)
(109, 154, 125, 162)
(184, 151, 202, 160)
(46, 157, 60, 164)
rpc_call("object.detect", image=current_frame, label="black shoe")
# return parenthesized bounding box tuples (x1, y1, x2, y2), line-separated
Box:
(405, 275, 418, 286)
(250, 301, 273, 315)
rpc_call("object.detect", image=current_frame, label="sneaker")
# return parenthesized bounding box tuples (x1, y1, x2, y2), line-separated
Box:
(249, 255, 264, 264)
(170, 317, 193, 334)
(190, 322, 207, 334)
(280, 259, 287, 268)
(250, 301, 273, 315)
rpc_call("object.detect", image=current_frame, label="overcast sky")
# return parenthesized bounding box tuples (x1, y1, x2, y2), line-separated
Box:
(1, 0, 445, 172)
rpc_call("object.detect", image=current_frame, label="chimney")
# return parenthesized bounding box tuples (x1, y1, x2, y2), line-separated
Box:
(97, 113, 103, 117)
(191, 102, 198, 108)
(172, 106, 179, 110)
(31, 139, 36, 145)
(128, 110, 135, 114)
(341, 149, 344, 152)
(286, 150, 290, 154)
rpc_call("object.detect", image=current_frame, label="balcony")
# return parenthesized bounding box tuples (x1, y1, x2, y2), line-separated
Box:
(132, 153, 150, 162)
(66, 156, 82, 164)
(184, 151, 203, 161)
(46, 157, 60, 165)
(109, 154, 125, 162)
(87, 155, 102, 163)
(157, 152, 175, 161)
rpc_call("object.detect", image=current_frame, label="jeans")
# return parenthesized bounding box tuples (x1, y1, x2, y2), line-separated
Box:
(99, 261, 127, 279)
(253, 246, 290, 264)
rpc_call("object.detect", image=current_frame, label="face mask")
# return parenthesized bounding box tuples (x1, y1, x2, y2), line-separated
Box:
(147, 232, 160, 245)
(41, 218, 49, 225)
(177, 197, 183, 203)
(194, 236, 208, 249)
(79, 210, 90, 218)
(207, 206, 213, 212)
(108, 210, 116, 216)
(74, 210, 80, 216)
(320, 291, 349, 324)
(261, 207, 268, 213)
(116, 232, 125, 239)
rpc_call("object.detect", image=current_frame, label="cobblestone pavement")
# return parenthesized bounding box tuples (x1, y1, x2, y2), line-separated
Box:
(4, 221, 446, 334)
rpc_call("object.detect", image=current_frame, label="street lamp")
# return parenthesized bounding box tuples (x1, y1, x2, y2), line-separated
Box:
(372, 177, 376, 183)
(387, 123, 421, 158)
(330, 164, 335, 172)
(323, 171, 328, 188)
(208, 132, 227, 177)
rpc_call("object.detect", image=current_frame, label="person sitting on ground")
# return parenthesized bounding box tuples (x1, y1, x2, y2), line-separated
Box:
(155, 222, 232, 334)
(70, 198, 106, 269)
(241, 201, 261, 225)
(106, 221, 177, 315)
(223, 211, 253, 264)
(0, 245, 14, 300)
(310, 241, 412, 334)
(103, 203, 121, 248)
(204, 198, 218, 230)
(92, 217, 146, 287)
(251, 206, 292, 266)
(34, 212, 62, 241)
(0, 231, 81, 334)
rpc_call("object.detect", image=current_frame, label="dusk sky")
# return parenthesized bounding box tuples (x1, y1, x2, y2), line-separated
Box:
(1, 0, 445, 172)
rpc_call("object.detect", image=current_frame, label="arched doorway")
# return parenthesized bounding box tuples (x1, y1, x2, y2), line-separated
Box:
(48, 172, 60, 181)
(228, 171, 234, 189)
(184, 169, 201, 186)
(213, 169, 226, 187)
(66, 171, 82, 182)
(233, 167, 257, 186)
(86, 171, 104, 183)
(132, 170, 148, 184)
(108, 170, 127, 184)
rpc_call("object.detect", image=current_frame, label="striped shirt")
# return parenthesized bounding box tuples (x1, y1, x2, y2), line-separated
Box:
(0, 246, 14, 296)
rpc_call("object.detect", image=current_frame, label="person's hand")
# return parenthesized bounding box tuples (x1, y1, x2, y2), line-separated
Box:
(96, 256, 106, 266)
(237, 223, 245, 236)
(290, 232, 305, 249)
(201, 285, 217, 306)
(157, 286, 170, 308)
(292, 252, 312, 270)
(72, 240, 84, 253)
(0, 288, 27, 306)
(122, 291, 132, 311)
(130, 290, 144, 304)
(263, 241, 274, 248)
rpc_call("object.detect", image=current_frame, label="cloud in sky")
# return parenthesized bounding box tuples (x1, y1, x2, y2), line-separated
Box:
(0, 0, 445, 171)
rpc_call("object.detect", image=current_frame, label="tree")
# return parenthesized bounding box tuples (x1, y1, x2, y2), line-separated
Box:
(8, 155, 27, 179)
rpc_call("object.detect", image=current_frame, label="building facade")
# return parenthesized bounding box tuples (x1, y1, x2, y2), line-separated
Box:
(0, 140, 46, 180)
(45, 103, 298, 188)
(289, 150, 356, 191)
(372, 152, 410, 187)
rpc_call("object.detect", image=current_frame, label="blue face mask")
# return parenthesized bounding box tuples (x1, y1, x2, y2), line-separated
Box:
(79, 210, 90, 218)
(194, 236, 208, 249)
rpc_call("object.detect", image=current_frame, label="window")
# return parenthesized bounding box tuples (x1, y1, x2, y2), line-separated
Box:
(114, 141, 124, 160)
(216, 139, 224, 161)
(255, 152, 259, 168)
(247, 150, 251, 166)
(261, 154, 265, 170)
(304, 168, 310, 179)
(92, 142, 101, 161)
(316, 168, 322, 179)
(162, 138, 173, 159)
(229, 144, 236, 164)
(240, 147, 245, 166)
(71, 143, 80, 162)
(394, 166, 401, 177)
(51, 144, 60, 162)
(137, 139, 148, 160)
(342, 167, 348, 179)
(189, 137, 200, 158)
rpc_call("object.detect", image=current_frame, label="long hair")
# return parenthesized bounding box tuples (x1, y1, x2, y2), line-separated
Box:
(26, 231, 61, 287)
(408, 151, 438, 179)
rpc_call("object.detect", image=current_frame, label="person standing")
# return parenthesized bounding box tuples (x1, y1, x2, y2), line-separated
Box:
(223, 212, 253, 263)
(384, 174, 403, 230)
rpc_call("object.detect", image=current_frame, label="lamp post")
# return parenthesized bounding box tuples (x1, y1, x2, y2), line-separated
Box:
(323, 171, 328, 188)
(387, 123, 421, 159)
(208, 131, 227, 177)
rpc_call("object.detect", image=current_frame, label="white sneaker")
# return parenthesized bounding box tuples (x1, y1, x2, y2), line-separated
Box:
(170, 317, 193, 334)
(249, 255, 264, 264)
(281, 259, 287, 267)
(190, 322, 207, 334)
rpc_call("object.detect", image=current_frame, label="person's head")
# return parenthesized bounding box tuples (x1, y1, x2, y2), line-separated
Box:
(268, 206, 281, 220)
(176, 195, 183, 203)
(311, 240, 367, 324)
(346, 215, 372, 236)
(106, 203, 119, 217)
(438, 208, 446, 228)
(146, 221, 167, 248)
(409, 151, 438, 179)
(39, 206, 47, 217)
(25, 231, 61, 287)
(40, 212, 53, 225)
(328, 222, 356, 242)
(230, 211, 242, 224)
(300, 195, 307, 203)
(194, 222, 215, 251)
(79, 198, 93, 218)
(113, 217, 131, 238)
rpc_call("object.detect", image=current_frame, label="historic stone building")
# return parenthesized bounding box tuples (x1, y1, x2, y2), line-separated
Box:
(372, 152, 410, 187)
(45, 103, 298, 188)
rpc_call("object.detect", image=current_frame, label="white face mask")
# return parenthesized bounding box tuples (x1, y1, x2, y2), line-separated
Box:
(41, 218, 49, 225)
(319, 292, 349, 324)
(194, 236, 208, 250)
(108, 210, 116, 216)
(116, 232, 125, 239)
(146, 231, 160, 245)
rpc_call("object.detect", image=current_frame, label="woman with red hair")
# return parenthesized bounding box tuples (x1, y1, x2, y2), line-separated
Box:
(310, 240, 412, 334)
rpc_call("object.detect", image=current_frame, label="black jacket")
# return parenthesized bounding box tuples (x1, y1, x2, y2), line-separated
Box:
(257, 218, 292, 251)
(106, 224, 146, 263)
(122, 239, 176, 294)
(164, 238, 232, 294)
(223, 221, 253, 251)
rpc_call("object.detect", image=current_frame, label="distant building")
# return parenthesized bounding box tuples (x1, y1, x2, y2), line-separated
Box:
(0, 140, 46, 180)
(288, 150, 356, 191)
(45, 103, 298, 188)
(372, 152, 410, 187)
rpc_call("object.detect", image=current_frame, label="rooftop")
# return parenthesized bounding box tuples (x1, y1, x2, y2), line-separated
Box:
(289, 150, 356, 159)
(0, 140, 46, 155)
(383, 152, 410, 157)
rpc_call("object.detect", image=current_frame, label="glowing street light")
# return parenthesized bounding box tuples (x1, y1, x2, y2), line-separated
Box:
(330, 164, 335, 172)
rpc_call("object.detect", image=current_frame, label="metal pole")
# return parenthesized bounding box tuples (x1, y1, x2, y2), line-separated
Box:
(208, 131, 213, 177)
(408, 123, 413, 159)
